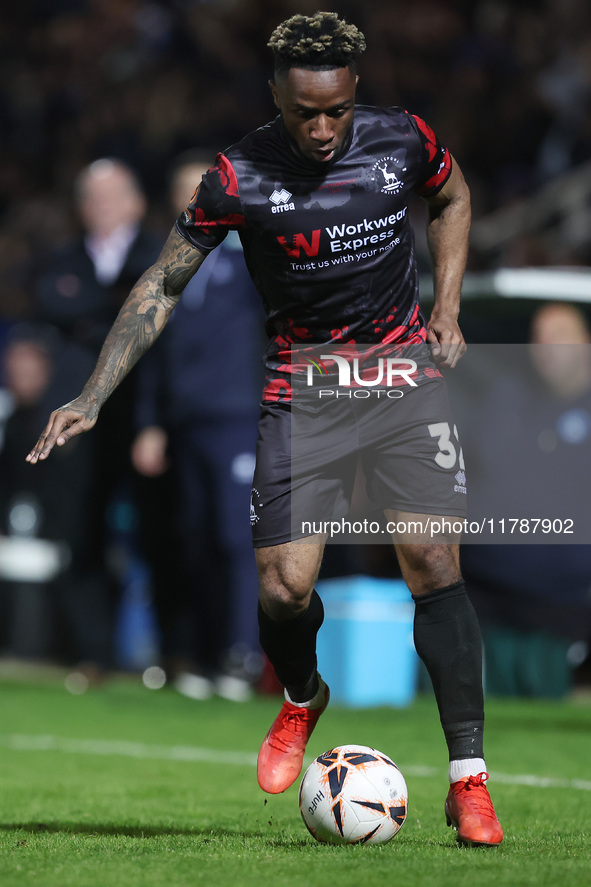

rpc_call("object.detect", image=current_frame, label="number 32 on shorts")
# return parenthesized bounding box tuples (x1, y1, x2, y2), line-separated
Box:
(428, 422, 465, 470)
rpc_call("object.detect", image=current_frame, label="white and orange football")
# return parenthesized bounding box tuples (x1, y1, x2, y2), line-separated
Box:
(299, 744, 408, 845)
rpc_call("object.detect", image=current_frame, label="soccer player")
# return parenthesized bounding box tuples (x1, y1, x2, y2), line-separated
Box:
(26, 12, 502, 846)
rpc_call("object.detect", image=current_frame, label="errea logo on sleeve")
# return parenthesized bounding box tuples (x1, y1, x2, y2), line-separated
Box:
(269, 189, 295, 213)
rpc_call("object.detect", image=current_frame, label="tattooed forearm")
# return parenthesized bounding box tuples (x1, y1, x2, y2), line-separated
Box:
(78, 228, 206, 409)
(162, 238, 206, 295)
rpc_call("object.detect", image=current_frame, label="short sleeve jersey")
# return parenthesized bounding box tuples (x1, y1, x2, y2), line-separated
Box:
(176, 106, 451, 402)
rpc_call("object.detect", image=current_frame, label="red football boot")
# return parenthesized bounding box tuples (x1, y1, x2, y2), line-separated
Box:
(445, 772, 504, 846)
(257, 678, 329, 794)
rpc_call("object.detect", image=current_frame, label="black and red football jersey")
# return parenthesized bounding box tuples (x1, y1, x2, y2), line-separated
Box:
(176, 105, 452, 402)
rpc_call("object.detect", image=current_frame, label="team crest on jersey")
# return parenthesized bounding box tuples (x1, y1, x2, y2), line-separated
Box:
(373, 157, 405, 194)
(269, 189, 295, 213)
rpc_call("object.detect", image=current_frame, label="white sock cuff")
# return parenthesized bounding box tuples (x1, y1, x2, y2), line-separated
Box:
(285, 676, 325, 709)
(449, 757, 487, 784)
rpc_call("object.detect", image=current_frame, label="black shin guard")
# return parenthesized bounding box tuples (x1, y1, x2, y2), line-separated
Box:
(412, 581, 484, 761)
(258, 590, 324, 702)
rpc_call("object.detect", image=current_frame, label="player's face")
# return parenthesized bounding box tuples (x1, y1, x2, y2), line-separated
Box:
(271, 66, 358, 164)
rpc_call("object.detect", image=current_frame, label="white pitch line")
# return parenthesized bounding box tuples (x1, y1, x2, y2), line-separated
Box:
(0, 733, 257, 767)
(487, 771, 591, 792)
(1, 734, 590, 792)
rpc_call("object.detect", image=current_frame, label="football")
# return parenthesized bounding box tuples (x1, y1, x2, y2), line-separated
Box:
(299, 744, 408, 845)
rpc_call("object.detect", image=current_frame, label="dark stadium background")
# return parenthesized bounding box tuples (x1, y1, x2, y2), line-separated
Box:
(1, 0, 590, 326)
(1, 0, 590, 689)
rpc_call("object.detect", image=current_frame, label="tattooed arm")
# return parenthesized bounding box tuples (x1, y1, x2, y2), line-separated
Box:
(26, 228, 206, 463)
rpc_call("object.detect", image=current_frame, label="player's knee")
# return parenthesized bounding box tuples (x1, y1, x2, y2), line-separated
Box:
(257, 560, 313, 620)
(399, 543, 461, 595)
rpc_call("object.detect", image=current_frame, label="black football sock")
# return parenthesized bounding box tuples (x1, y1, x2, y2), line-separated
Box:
(412, 581, 484, 761)
(258, 589, 324, 703)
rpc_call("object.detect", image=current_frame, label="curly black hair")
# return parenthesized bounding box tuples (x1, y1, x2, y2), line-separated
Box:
(268, 11, 366, 76)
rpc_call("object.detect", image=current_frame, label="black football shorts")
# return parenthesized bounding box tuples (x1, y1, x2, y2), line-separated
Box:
(250, 377, 468, 548)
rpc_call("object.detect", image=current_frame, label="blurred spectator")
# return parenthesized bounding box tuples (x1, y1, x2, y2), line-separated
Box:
(131, 151, 264, 701)
(461, 302, 591, 697)
(32, 157, 166, 671)
(0, 326, 111, 674)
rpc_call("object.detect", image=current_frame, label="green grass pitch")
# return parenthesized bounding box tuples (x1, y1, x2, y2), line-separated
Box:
(0, 675, 590, 887)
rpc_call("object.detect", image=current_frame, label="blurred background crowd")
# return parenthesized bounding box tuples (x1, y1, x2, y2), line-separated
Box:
(2, 0, 591, 321)
(0, 0, 590, 700)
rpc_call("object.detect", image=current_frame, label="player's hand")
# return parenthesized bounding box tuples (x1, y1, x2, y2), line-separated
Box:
(426, 316, 466, 368)
(26, 397, 99, 464)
